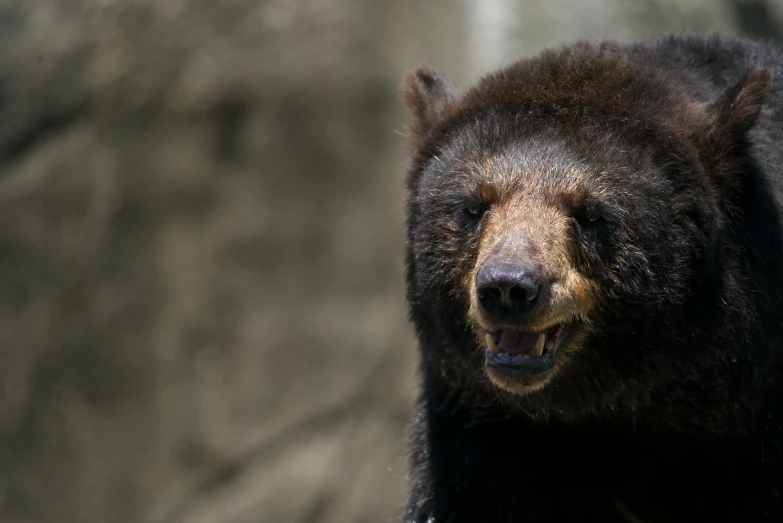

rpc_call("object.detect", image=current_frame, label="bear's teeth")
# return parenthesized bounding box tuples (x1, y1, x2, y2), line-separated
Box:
(530, 333, 546, 358)
(485, 333, 500, 355)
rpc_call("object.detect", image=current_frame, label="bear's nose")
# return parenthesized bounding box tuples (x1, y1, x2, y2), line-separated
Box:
(476, 262, 542, 316)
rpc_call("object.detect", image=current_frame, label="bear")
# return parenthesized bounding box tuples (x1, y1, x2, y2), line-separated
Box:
(399, 34, 783, 523)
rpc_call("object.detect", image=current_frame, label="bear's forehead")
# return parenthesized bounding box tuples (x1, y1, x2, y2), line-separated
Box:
(427, 127, 607, 193)
(418, 120, 674, 214)
(467, 139, 588, 190)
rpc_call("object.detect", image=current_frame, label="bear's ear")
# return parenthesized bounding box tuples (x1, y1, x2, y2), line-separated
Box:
(708, 67, 772, 139)
(400, 65, 459, 136)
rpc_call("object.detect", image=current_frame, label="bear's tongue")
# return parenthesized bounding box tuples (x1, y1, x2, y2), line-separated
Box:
(497, 329, 545, 356)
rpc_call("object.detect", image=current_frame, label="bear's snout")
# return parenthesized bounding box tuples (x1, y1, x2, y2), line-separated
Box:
(476, 261, 542, 318)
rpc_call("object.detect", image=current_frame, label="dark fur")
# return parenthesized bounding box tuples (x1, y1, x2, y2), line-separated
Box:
(400, 35, 783, 522)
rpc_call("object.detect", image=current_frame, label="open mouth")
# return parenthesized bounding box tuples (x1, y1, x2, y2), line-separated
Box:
(484, 322, 571, 375)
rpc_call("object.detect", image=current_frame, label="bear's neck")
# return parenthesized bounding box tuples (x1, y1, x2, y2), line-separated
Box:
(406, 367, 776, 523)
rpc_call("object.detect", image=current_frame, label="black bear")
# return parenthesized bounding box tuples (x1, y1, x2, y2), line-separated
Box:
(399, 34, 783, 522)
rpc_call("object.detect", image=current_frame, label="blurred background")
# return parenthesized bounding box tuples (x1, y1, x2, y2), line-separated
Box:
(0, 1, 780, 522)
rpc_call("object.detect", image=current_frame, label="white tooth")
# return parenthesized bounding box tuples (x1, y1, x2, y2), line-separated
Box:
(530, 333, 545, 358)
(486, 333, 500, 355)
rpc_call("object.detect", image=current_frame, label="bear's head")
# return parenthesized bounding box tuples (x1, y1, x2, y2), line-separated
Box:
(400, 43, 772, 419)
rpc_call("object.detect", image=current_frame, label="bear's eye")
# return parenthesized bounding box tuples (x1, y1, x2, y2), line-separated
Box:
(571, 204, 603, 228)
(586, 207, 601, 223)
(464, 203, 488, 219)
(466, 205, 482, 216)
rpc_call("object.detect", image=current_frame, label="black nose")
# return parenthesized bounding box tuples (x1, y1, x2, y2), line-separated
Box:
(476, 262, 542, 315)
